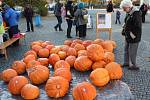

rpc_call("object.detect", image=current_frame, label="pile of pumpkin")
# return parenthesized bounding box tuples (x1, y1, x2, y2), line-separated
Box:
(1, 39, 123, 100)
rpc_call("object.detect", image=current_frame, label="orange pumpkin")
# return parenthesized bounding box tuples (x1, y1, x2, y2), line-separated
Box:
(106, 40, 117, 48)
(21, 84, 40, 100)
(60, 45, 69, 52)
(90, 68, 110, 87)
(45, 45, 54, 51)
(67, 47, 77, 57)
(72, 82, 97, 100)
(8, 76, 29, 95)
(58, 51, 67, 60)
(74, 56, 92, 71)
(32, 45, 43, 53)
(74, 43, 85, 52)
(45, 76, 69, 98)
(31, 41, 43, 47)
(54, 60, 70, 71)
(26, 60, 41, 69)
(37, 58, 49, 66)
(65, 56, 76, 67)
(93, 39, 104, 45)
(2, 69, 18, 82)
(82, 40, 93, 47)
(23, 55, 36, 64)
(87, 44, 104, 61)
(54, 68, 72, 82)
(41, 41, 53, 48)
(28, 65, 50, 85)
(103, 52, 115, 64)
(50, 47, 61, 54)
(101, 41, 114, 52)
(64, 40, 73, 46)
(78, 50, 88, 57)
(105, 62, 123, 80)
(49, 54, 60, 66)
(24, 50, 37, 58)
(92, 61, 107, 70)
(38, 48, 50, 58)
(12, 61, 26, 74)
(73, 39, 83, 44)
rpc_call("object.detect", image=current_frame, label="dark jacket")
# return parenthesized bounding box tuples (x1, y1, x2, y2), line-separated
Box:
(122, 7, 142, 43)
(65, 1, 74, 19)
(140, 4, 148, 15)
(54, 2, 62, 16)
(107, 3, 114, 12)
(24, 6, 34, 18)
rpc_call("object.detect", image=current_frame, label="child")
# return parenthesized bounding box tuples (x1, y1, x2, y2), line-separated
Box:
(115, 9, 121, 24)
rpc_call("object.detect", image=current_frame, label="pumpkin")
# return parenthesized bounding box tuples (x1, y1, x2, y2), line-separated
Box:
(74, 44, 85, 52)
(78, 50, 88, 57)
(70, 42, 77, 48)
(26, 60, 41, 69)
(58, 51, 67, 60)
(21, 84, 40, 100)
(92, 61, 106, 70)
(72, 82, 97, 100)
(101, 41, 114, 52)
(41, 41, 52, 48)
(37, 58, 49, 66)
(50, 47, 61, 54)
(45, 45, 55, 51)
(31, 41, 43, 47)
(32, 45, 43, 53)
(54, 68, 72, 82)
(74, 56, 92, 71)
(65, 56, 76, 67)
(24, 50, 37, 58)
(23, 55, 36, 64)
(106, 40, 117, 48)
(87, 44, 104, 61)
(45, 76, 69, 98)
(93, 39, 104, 45)
(72, 39, 83, 44)
(2, 69, 18, 82)
(49, 54, 60, 66)
(67, 47, 77, 57)
(8, 76, 29, 95)
(82, 40, 93, 47)
(12, 61, 26, 74)
(59, 45, 69, 52)
(103, 52, 115, 63)
(90, 68, 110, 87)
(28, 65, 50, 85)
(54, 60, 70, 71)
(38, 48, 50, 58)
(64, 40, 73, 46)
(105, 62, 123, 80)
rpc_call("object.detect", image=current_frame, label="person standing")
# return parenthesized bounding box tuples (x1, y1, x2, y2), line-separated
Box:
(115, 9, 121, 24)
(24, 4, 34, 32)
(120, 0, 142, 70)
(74, 2, 88, 38)
(140, 3, 148, 23)
(65, 0, 74, 38)
(107, 0, 114, 13)
(54, 1, 63, 31)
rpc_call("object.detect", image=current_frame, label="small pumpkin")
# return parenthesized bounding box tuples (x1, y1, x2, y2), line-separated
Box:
(37, 58, 49, 66)
(82, 40, 93, 47)
(8, 76, 29, 95)
(65, 56, 76, 67)
(58, 51, 67, 60)
(2, 69, 18, 82)
(103, 52, 115, 64)
(101, 41, 114, 52)
(26, 60, 41, 69)
(54, 60, 70, 71)
(32, 45, 43, 53)
(67, 47, 77, 57)
(92, 61, 107, 70)
(90, 68, 110, 87)
(24, 50, 37, 58)
(45, 76, 69, 98)
(12, 61, 26, 74)
(21, 84, 40, 100)
(78, 50, 88, 57)
(59, 45, 69, 52)
(50, 47, 61, 54)
(64, 40, 73, 46)
(105, 62, 123, 80)
(28, 65, 50, 85)
(72, 39, 83, 44)
(93, 39, 104, 45)
(45, 45, 55, 51)
(72, 82, 97, 100)
(41, 41, 52, 48)
(49, 54, 60, 66)
(31, 41, 43, 47)
(23, 55, 36, 64)
(38, 48, 50, 58)
(74, 43, 85, 52)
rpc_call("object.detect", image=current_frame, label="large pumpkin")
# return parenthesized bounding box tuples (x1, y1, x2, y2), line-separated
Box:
(24, 50, 37, 58)
(26, 60, 41, 69)
(67, 47, 77, 57)
(21, 84, 40, 100)
(74, 44, 85, 52)
(23, 55, 36, 64)
(101, 41, 114, 52)
(103, 52, 115, 64)
(37, 58, 49, 66)
(90, 68, 110, 87)
(82, 40, 93, 47)
(74, 56, 93, 71)
(11, 61, 26, 74)
(32, 45, 43, 53)
(54, 68, 72, 82)
(64, 40, 73, 46)
(65, 56, 76, 67)
(8, 76, 29, 95)
(105, 62, 123, 80)
(58, 51, 67, 60)
(78, 50, 88, 57)
(54, 60, 70, 71)
(38, 48, 50, 58)
(49, 54, 60, 66)
(72, 82, 97, 100)
(45, 76, 69, 98)
(92, 61, 107, 70)
(28, 65, 50, 85)
(87, 44, 104, 61)
(2, 69, 18, 82)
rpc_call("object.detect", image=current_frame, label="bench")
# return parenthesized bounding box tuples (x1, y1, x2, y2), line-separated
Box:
(0, 33, 26, 59)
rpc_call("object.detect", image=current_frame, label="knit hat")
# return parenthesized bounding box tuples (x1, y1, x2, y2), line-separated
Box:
(120, 0, 133, 8)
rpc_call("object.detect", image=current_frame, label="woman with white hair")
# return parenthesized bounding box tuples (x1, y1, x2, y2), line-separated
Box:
(120, 0, 142, 70)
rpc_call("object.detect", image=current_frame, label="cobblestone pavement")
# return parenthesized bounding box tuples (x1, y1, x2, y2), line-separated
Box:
(0, 9, 150, 100)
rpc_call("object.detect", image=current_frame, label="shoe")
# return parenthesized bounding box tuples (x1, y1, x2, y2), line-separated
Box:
(128, 66, 139, 70)
(26, 30, 30, 32)
(122, 64, 129, 67)
(54, 27, 57, 31)
(67, 36, 72, 38)
(59, 29, 63, 31)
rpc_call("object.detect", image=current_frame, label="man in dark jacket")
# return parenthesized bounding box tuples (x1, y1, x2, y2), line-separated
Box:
(24, 4, 34, 32)
(107, 0, 114, 13)
(54, 1, 63, 31)
(140, 3, 148, 23)
(120, 0, 142, 70)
